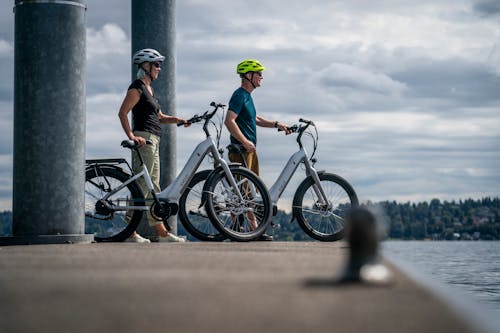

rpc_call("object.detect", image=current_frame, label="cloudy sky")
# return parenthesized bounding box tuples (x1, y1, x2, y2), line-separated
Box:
(0, 0, 499, 211)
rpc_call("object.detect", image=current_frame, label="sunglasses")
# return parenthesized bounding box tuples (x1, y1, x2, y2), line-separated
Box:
(153, 62, 162, 68)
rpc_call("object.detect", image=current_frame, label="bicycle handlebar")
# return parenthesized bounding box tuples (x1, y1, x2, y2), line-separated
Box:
(177, 102, 226, 127)
(277, 124, 299, 133)
(210, 101, 226, 108)
(277, 118, 318, 157)
(278, 118, 315, 133)
(299, 118, 314, 125)
(121, 139, 153, 149)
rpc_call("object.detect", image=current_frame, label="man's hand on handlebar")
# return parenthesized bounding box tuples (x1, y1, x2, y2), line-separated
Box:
(277, 123, 292, 135)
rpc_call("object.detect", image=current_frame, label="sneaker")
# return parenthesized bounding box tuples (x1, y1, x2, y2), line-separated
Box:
(158, 233, 186, 243)
(256, 233, 273, 241)
(125, 234, 151, 243)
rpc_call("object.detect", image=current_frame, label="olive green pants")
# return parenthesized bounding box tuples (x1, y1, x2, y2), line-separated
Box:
(131, 131, 162, 227)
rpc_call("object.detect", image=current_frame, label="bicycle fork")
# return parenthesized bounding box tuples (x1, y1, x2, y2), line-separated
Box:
(218, 161, 248, 206)
(304, 159, 331, 210)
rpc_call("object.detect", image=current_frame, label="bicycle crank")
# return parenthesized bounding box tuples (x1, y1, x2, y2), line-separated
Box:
(150, 200, 179, 221)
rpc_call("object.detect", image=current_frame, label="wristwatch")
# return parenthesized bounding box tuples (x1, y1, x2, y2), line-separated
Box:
(274, 121, 279, 128)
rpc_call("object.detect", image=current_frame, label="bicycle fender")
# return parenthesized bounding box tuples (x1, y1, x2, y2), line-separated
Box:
(200, 164, 244, 206)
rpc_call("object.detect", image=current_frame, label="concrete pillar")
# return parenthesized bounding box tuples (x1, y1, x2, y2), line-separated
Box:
(132, 0, 177, 237)
(0, 0, 93, 245)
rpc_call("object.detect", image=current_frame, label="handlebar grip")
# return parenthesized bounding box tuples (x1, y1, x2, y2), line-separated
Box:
(210, 101, 227, 108)
(278, 124, 299, 132)
(177, 122, 186, 127)
(299, 118, 312, 124)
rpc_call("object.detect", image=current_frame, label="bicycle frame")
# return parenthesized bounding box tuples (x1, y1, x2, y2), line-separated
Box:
(268, 146, 328, 207)
(98, 122, 245, 213)
(157, 137, 238, 202)
(232, 120, 329, 210)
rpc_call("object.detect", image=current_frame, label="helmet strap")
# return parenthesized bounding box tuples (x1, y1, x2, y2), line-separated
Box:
(141, 63, 156, 81)
(243, 72, 256, 89)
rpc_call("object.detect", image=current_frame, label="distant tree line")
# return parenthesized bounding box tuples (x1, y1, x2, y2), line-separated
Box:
(373, 197, 500, 240)
(185, 197, 500, 241)
(1, 197, 499, 240)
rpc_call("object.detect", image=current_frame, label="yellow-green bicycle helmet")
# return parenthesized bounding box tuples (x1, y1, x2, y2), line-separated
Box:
(237, 59, 266, 75)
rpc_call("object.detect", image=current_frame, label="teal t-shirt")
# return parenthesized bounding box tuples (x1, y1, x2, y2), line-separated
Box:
(228, 87, 257, 145)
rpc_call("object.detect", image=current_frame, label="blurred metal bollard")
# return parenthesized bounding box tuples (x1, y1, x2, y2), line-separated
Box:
(339, 207, 393, 285)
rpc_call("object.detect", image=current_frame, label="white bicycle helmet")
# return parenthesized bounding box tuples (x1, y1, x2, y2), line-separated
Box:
(133, 48, 165, 66)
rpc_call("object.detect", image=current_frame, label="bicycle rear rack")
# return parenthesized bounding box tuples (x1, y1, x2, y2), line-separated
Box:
(85, 158, 133, 174)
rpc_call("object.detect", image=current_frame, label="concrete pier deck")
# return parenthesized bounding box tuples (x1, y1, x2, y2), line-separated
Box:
(0, 242, 480, 333)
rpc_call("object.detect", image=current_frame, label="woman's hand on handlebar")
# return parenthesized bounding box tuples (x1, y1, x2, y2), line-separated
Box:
(177, 117, 192, 127)
(131, 135, 147, 147)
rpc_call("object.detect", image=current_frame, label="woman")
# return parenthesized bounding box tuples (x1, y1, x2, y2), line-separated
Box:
(118, 48, 189, 243)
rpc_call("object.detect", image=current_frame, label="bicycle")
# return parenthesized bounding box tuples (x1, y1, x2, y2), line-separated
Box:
(180, 118, 358, 242)
(84, 102, 272, 242)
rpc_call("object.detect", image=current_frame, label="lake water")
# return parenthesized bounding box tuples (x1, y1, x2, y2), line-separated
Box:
(382, 241, 500, 312)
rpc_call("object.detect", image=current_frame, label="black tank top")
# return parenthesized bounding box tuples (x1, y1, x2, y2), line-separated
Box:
(128, 79, 162, 137)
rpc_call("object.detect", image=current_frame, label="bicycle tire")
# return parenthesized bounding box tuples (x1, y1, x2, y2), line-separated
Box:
(205, 167, 271, 242)
(85, 166, 144, 242)
(178, 170, 226, 241)
(292, 172, 358, 241)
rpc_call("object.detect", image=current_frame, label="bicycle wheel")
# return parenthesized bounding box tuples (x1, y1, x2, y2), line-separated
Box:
(293, 172, 358, 242)
(85, 167, 144, 242)
(205, 167, 271, 242)
(178, 170, 226, 241)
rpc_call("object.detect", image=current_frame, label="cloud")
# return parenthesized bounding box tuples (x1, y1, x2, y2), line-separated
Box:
(0, 154, 12, 211)
(1, 0, 500, 211)
(486, 43, 500, 76)
(392, 57, 500, 107)
(0, 120, 13, 155)
(87, 23, 129, 60)
(0, 39, 13, 56)
(315, 62, 407, 95)
(0, 39, 13, 104)
(473, 0, 500, 16)
(86, 24, 131, 96)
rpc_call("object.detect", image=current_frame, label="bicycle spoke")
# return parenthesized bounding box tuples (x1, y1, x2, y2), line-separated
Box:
(206, 168, 271, 241)
(85, 168, 143, 241)
(294, 173, 357, 241)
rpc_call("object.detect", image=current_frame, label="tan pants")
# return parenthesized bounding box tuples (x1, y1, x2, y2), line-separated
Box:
(228, 150, 260, 230)
(228, 150, 260, 175)
(131, 131, 162, 227)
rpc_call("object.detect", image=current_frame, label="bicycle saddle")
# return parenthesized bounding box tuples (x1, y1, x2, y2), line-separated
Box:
(226, 143, 244, 154)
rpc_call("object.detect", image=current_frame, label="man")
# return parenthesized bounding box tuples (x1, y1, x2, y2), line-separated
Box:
(224, 59, 291, 241)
